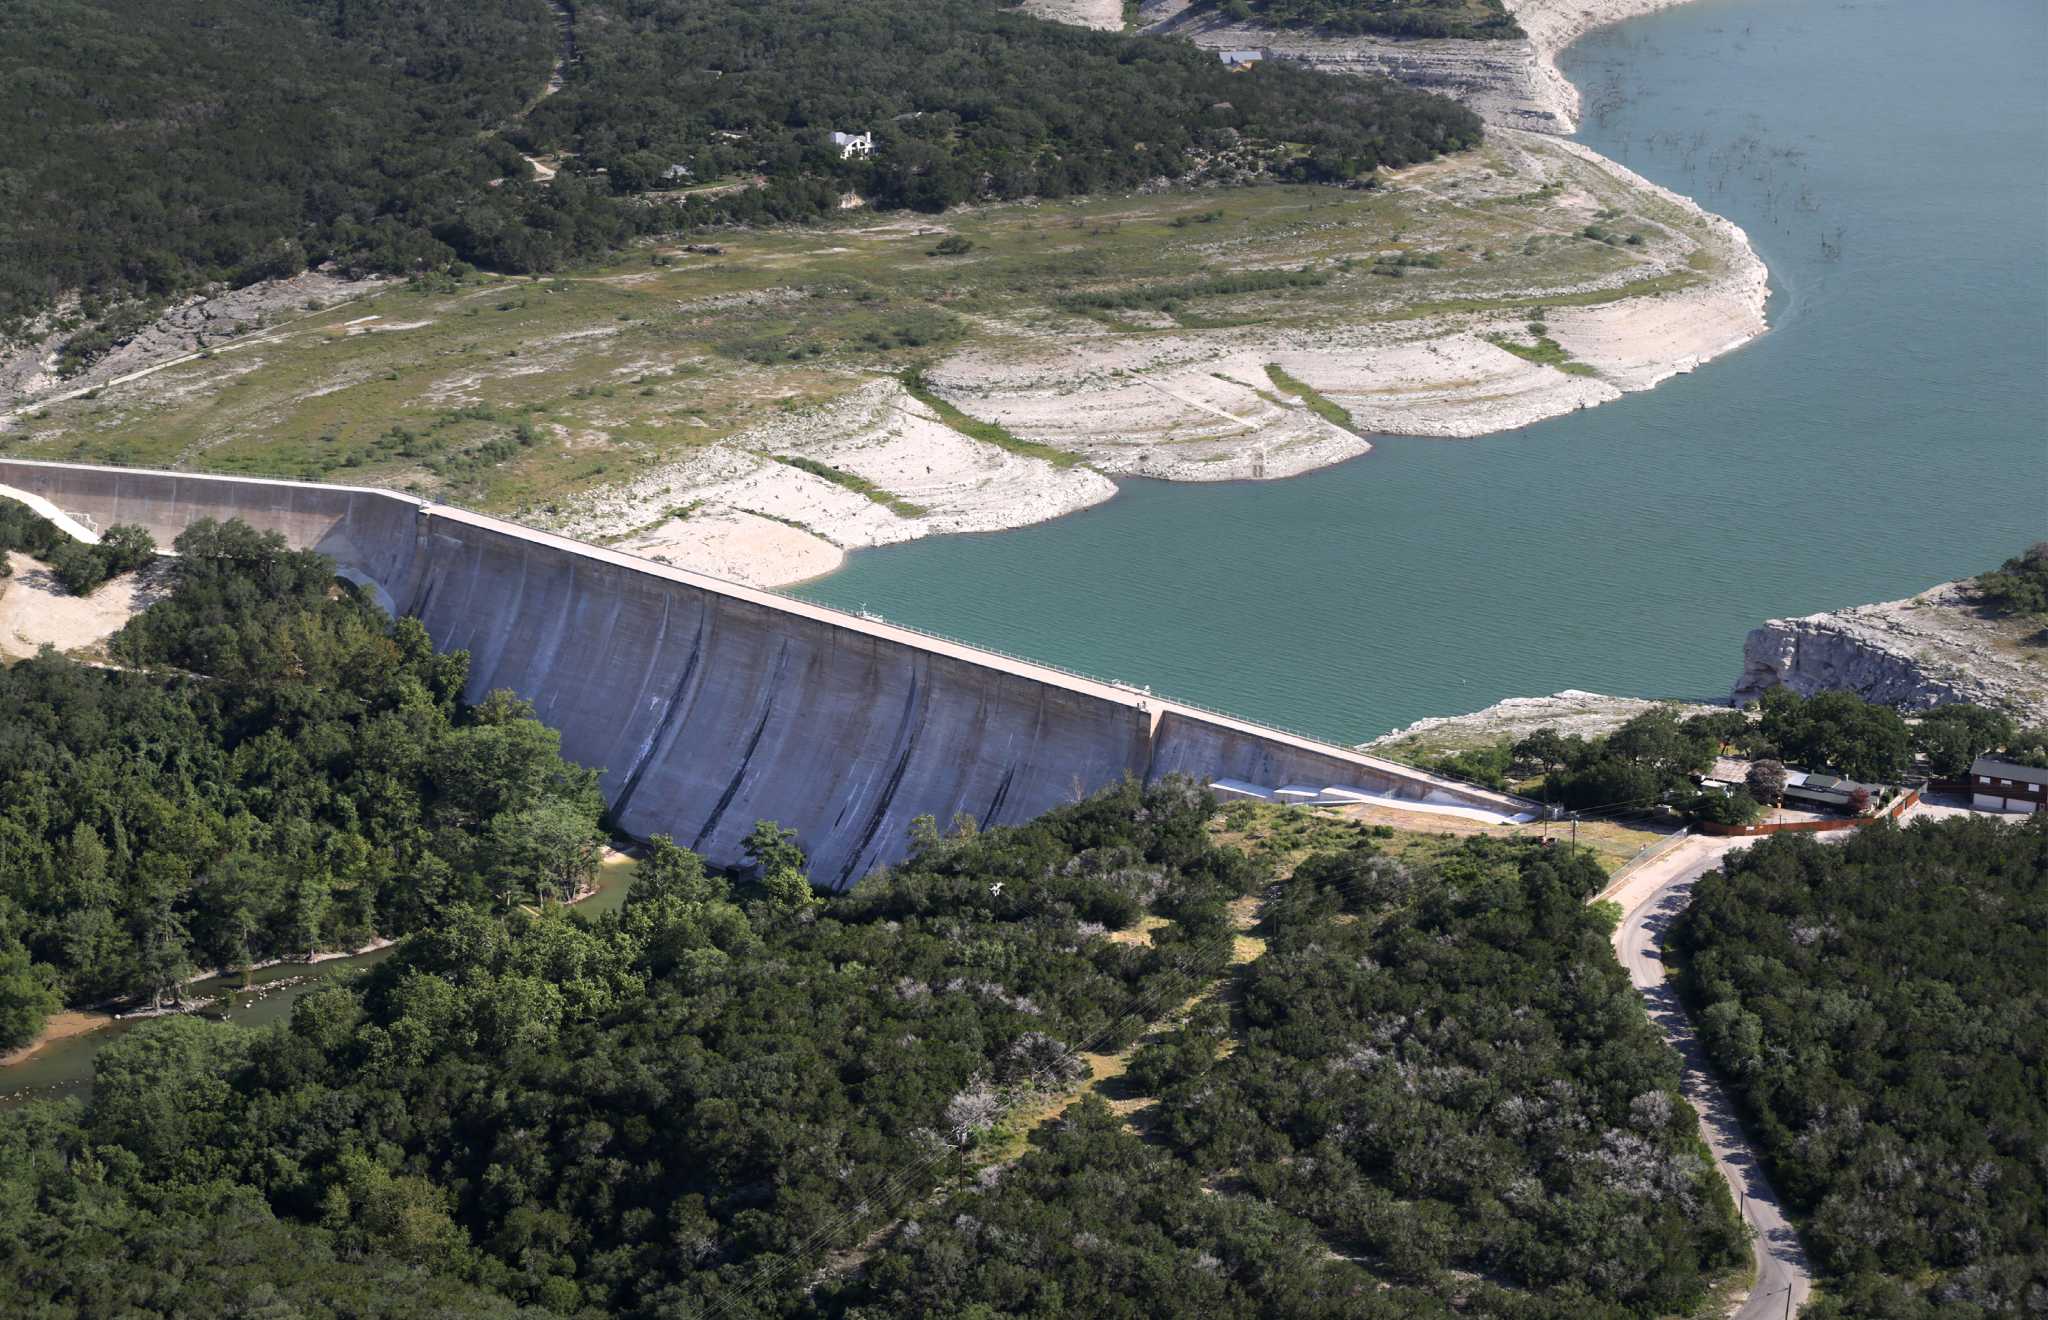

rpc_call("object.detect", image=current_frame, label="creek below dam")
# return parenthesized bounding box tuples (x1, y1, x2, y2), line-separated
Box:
(797, 0, 2048, 744)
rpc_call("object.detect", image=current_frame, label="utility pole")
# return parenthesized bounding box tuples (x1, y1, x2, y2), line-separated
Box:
(1570, 812, 1579, 850)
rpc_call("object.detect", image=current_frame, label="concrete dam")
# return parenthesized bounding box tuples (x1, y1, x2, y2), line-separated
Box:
(0, 459, 1534, 888)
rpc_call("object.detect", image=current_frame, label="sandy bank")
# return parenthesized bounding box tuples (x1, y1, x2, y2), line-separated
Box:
(0, 1009, 114, 1069)
(0, 552, 169, 660)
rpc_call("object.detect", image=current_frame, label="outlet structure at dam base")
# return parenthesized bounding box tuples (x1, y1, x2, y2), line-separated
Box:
(0, 459, 1536, 888)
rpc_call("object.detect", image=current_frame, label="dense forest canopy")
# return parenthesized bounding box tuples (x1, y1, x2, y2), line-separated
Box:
(0, 785, 1748, 1316)
(1202, 0, 1524, 39)
(1676, 819, 2048, 1318)
(2, 0, 1481, 353)
(524, 0, 1481, 215)
(0, 518, 604, 1039)
(0, 0, 562, 334)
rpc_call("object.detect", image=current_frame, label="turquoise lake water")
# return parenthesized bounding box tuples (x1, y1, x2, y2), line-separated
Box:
(798, 0, 2048, 744)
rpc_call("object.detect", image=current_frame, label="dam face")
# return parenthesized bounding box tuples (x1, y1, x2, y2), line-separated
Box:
(0, 460, 1532, 888)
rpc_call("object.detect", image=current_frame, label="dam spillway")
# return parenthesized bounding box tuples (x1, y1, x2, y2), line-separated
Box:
(0, 459, 1533, 887)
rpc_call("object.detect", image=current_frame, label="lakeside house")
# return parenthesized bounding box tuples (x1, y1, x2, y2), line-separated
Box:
(1969, 756, 2048, 812)
(830, 130, 874, 159)
(1698, 765, 1886, 815)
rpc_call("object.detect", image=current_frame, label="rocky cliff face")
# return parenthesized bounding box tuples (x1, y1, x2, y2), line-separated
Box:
(1733, 581, 2048, 724)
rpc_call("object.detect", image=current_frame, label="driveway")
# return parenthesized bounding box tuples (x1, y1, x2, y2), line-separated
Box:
(1610, 836, 1814, 1319)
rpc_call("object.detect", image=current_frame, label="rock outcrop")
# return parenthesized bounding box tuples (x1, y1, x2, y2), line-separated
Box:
(1366, 689, 1723, 756)
(1733, 581, 2048, 725)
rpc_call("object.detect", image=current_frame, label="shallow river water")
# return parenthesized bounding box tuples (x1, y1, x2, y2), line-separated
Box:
(797, 0, 2048, 744)
(0, 865, 634, 1106)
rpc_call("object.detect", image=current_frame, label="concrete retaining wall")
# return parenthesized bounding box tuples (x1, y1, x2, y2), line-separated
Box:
(0, 459, 1534, 887)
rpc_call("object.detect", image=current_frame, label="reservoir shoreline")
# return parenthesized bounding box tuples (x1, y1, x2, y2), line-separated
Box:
(729, 0, 1771, 589)
(798, 0, 2046, 743)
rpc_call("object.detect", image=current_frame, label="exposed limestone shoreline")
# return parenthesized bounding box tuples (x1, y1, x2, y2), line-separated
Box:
(1364, 689, 1725, 758)
(1364, 576, 2048, 756)
(566, 380, 1119, 586)
(0, 0, 1765, 590)
(0, 271, 390, 419)
(627, 0, 1769, 584)
(1734, 580, 2048, 726)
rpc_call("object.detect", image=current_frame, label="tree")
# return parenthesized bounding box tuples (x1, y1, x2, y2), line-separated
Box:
(0, 938, 61, 1051)
(487, 801, 603, 905)
(48, 541, 109, 596)
(1684, 788, 1762, 827)
(97, 524, 156, 574)
(1761, 690, 1911, 782)
(280, 868, 332, 963)
(129, 877, 196, 1008)
(1970, 542, 2048, 616)
(2005, 728, 2048, 770)
(758, 864, 822, 912)
(1684, 708, 1757, 754)
(1913, 704, 2015, 776)
(1745, 758, 1788, 805)
(742, 820, 805, 879)
(1511, 727, 1573, 774)
(629, 834, 726, 905)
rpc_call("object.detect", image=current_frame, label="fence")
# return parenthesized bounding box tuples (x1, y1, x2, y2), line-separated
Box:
(1591, 827, 1693, 903)
(1693, 788, 1921, 837)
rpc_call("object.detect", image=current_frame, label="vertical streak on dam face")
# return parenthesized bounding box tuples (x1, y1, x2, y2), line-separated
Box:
(0, 461, 1535, 887)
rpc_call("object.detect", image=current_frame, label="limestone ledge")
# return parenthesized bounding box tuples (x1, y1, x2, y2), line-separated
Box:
(1733, 581, 2048, 726)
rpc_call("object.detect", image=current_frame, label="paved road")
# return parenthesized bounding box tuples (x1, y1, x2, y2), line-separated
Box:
(1610, 837, 1813, 1319)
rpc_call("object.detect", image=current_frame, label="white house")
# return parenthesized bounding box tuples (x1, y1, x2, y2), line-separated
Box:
(1969, 756, 2048, 812)
(1219, 49, 1264, 68)
(829, 130, 874, 159)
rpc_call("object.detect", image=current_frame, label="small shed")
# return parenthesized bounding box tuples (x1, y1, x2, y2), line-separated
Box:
(1969, 756, 2048, 812)
(1219, 49, 1264, 68)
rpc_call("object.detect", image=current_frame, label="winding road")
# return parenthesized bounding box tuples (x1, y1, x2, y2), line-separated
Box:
(1605, 837, 1814, 1319)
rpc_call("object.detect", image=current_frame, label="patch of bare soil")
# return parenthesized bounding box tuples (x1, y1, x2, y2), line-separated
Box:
(0, 553, 169, 660)
(1018, 0, 1125, 29)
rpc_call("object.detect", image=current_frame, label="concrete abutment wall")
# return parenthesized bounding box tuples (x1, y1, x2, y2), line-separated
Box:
(0, 459, 1533, 886)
